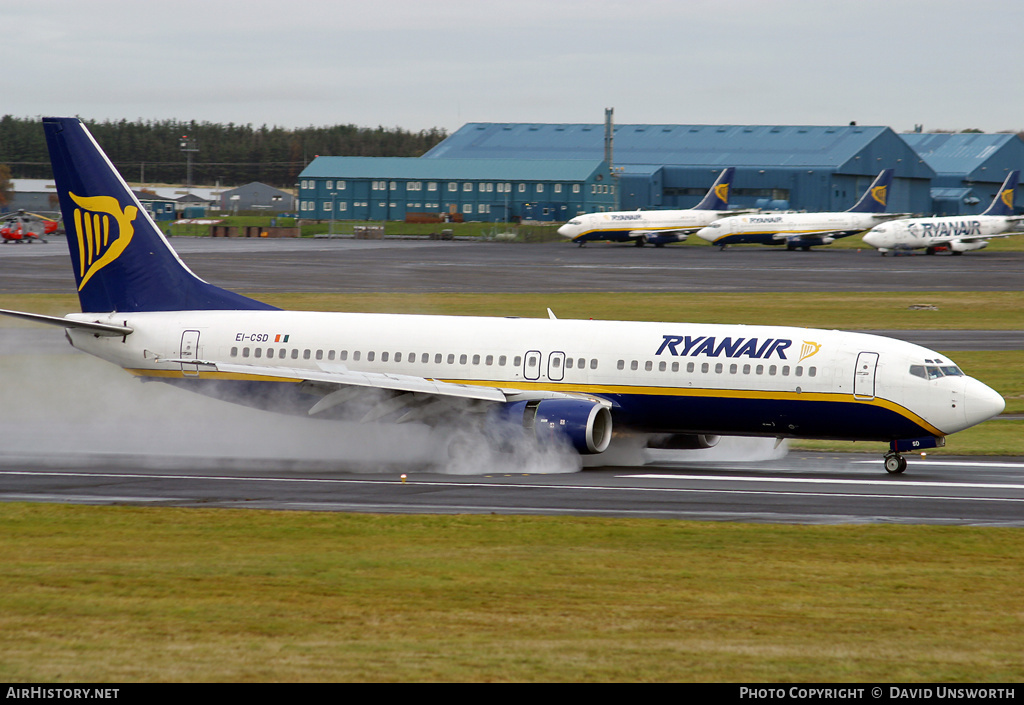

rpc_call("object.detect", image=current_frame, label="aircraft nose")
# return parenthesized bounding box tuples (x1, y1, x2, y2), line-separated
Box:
(557, 224, 572, 238)
(696, 227, 715, 242)
(862, 231, 883, 248)
(963, 377, 1005, 428)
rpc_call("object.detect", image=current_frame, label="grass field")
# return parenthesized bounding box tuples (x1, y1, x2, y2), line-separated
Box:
(1, 285, 1021, 682)
(1, 504, 1022, 682)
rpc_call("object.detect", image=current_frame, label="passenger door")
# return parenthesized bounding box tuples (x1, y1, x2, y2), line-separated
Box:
(854, 351, 879, 400)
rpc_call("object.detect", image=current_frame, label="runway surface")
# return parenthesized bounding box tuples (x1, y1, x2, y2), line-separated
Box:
(3, 236, 1024, 294)
(1, 236, 1020, 524)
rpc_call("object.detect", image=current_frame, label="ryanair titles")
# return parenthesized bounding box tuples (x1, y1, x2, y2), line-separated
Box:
(657, 335, 793, 359)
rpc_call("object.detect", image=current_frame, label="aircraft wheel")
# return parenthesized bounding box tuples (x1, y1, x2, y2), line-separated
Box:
(926, 247, 936, 255)
(634, 236, 647, 247)
(884, 453, 907, 474)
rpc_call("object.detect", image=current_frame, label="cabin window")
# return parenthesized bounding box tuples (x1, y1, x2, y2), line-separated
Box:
(291, 349, 299, 359)
(267, 349, 274, 359)
(379, 352, 387, 362)
(459, 354, 468, 365)
(513, 356, 522, 367)
(367, 351, 375, 362)
(230, 347, 238, 357)
(242, 347, 250, 358)
(422, 353, 429, 363)
(645, 361, 652, 371)
(472, 354, 481, 365)
(353, 351, 361, 361)
(485, 355, 493, 366)
(435, 353, 442, 364)
(781, 365, 789, 376)
(730, 364, 737, 374)
(795, 366, 802, 377)
(671, 362, 679, 372)
(328, 350, 335, 361)
(714, 363, 723, 374)
(340, 351, 348, 361)
(630, 361, 639, 371)
(254, 348, 262, 358)
(499, 355, 507, 366)
(617, 360, 625, 370)
(808, 367, 816, 377)
(687, 362, 695, 373)
(701, 363, 709, 373)
(659, 361, 667, 372)
(769, 365, 777, 375)
(447, 354, 455, 364)
(394, 352, 402, 362)
(756, 365, 764, 375)
(316, 350, 324, 361)
(566, 358, 574, 369)
(743, 364, 751, 374)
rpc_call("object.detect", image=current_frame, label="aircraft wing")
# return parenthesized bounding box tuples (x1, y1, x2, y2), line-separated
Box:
(161, 358, 608, 419)
(627, 228, 696, 238)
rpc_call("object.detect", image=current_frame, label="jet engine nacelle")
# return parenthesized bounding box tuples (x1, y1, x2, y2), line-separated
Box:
(950, 239, 988, 252)
(499, 399, 613, 454)
(646, 433, 722, 450)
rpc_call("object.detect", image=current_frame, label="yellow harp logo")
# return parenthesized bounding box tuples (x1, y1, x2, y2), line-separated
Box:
(714, 183, 729, 202)
(871, 185, 887, 206)
(798, 340, 822, 363)
(69, 192, 138, 291)
(1000, 188, 1014, 209)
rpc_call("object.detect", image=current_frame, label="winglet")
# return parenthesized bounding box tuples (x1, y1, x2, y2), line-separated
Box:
(692, 168, 736, 211)
(980, 170, 1020, 216)
(846, 169, 894, 214)
(43, 117, 277, 314)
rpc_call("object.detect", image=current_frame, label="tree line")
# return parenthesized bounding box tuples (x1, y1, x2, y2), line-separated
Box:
(0, 115, 447, 188)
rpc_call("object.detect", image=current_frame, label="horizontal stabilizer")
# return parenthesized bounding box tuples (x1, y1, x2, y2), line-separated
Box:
(0, 308, 133, 336)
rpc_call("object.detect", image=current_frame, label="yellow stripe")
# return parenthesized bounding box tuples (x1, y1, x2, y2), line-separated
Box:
(126, 368, 300, 383)
(126, 369, 943, 437)
(438, 378, 944, 436)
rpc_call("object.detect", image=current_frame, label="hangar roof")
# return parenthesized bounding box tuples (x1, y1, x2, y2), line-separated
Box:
(899, 132, 1024, 181)
(300, 156, 607, 181)
(424, 123, 922, 175)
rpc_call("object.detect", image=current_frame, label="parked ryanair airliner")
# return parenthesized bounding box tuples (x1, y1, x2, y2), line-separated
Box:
(863, 171, 1022, 255)
(697, 169, 904, 250)
(557, 168, 738, 247)
(0, 119, 1006, 474)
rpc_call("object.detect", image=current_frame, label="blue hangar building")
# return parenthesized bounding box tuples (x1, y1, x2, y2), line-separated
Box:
(899, 131, 1024, 215)
(298, 122, 1024, 221)
(297, 156, 616, 222)
(426, 123, 936, 215)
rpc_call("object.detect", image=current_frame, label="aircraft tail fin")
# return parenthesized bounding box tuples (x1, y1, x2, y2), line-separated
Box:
(980, 170, 1020, 216)
(43, 117, 277, 314)
(846, 169, 894, 213)
(692, 167, 736, 210)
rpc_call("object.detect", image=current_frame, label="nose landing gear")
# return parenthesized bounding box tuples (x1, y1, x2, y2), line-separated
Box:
(884, 452, 907, 474)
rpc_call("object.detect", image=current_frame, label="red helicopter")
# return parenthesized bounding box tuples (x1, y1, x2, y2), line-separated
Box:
(0, 210, 59, 243)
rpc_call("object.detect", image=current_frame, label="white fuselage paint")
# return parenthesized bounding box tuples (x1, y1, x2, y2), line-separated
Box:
(64, 310, 1004, 442)
(558, 209, 731, 243)
(863, 216, 1019, 251)
(697, 212, 896, 245)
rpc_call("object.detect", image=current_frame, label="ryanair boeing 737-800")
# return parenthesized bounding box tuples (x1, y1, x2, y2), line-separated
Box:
(697, 169, 905, 250)
(557, 168, 738, 247)
(0, 119, 1006, 474)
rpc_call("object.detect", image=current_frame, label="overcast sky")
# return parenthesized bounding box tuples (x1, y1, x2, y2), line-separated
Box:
(11, 0, 1024, 134)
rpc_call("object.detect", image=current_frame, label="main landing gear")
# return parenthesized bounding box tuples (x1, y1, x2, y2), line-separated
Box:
(883, 451, 907, 474)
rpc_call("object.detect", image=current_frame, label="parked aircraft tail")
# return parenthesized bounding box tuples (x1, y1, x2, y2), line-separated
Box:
(980, 170, 1020, 216)
(43, 117, 277, 314)
(692, 167, 736, 211)
(846, 169, 894, 214)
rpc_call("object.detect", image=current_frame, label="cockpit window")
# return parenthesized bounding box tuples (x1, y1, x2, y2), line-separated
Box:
(910, 364, 963, 380)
